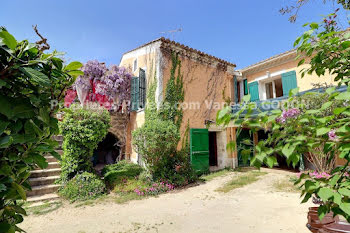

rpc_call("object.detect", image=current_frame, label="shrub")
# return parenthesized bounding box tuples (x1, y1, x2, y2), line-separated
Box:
(102, 160, 144, 187)
(132, 119, 179, 172)
(132, 119, 196, 186)
(138, 170, 153, 183)
(59, 172, 105, 202)
(59, 106, 110, 182)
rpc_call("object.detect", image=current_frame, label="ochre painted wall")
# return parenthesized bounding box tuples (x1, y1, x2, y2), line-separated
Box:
(160, 52, 234, 149)
(244, 58, 337, 92)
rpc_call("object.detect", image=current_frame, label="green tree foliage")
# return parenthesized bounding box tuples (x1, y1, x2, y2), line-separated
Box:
(295, 11, 350, 83)
(0, 27, 82, 232)
(217, 14, 350, 221)
(59, 106, 110, 182)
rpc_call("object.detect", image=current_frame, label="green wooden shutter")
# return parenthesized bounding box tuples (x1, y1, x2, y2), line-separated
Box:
(248, 81, 259, 101)
(243, 79, 248, 95)
(131, 76, 139, 111)
(281, 71, 297, 96)
(139, 68, 146, 109)
(233, 76, 238, 103)
(190, 128, 209, 174)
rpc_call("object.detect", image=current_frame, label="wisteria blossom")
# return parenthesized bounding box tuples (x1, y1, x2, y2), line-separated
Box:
(65, 60, 132, 110)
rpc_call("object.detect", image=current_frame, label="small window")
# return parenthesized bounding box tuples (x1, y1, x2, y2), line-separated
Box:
(133, 59, 138, 72)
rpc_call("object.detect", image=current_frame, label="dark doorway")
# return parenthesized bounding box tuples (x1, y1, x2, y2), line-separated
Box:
(237, 128, 253, 167)
(257, 130, 299, 171)
(209, 132, 218, 166)
(93, 133, 120, 173)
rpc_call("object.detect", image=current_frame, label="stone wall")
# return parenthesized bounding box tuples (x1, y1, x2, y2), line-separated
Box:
(109, 112, 129, 159)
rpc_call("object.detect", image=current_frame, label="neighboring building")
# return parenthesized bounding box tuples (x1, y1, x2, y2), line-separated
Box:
(238, 49, 336, 103)
(119, 38, 238, 172)
(230, 49, 343, 167)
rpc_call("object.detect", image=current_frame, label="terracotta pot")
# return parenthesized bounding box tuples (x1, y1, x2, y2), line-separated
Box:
(307, 207, 339, 233)
(318, 221, 350, 232)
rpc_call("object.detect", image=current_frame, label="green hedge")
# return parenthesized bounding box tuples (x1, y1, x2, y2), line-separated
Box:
(59, 106, 110, 182)
(102, 160, 144, 187)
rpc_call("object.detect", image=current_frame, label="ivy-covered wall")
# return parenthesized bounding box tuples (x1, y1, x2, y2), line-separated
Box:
(120, 40, 236, 163)
(160, 50, 234, 148)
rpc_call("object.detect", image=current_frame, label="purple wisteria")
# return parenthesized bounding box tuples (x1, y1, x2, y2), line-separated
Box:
(67, 60, 132, 110)
(276, 108, 301, 123)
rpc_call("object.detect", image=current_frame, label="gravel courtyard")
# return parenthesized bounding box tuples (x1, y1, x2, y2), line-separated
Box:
(21, 168, 312, 233)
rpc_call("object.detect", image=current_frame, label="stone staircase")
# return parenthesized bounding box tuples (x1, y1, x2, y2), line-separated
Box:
(27, 136, 63, 202)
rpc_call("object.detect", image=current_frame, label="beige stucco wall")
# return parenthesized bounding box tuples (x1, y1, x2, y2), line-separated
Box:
(120, 49, 159, 162)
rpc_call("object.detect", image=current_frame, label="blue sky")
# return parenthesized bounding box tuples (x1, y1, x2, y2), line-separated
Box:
(1, 0, 347, 69)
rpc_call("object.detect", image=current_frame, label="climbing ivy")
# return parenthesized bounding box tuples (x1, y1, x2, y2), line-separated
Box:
(144, 70, 158, 121)
(133, 53, 196, 186)
(159, 53, 185, 130)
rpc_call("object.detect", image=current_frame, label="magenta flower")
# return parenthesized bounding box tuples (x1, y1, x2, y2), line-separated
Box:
(328, 129, 339, 141)
(276, 108, 300, 124)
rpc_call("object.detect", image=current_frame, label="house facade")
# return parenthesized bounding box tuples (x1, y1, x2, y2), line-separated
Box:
(119, 38, 238, 172)
(118, 38, 342, 172)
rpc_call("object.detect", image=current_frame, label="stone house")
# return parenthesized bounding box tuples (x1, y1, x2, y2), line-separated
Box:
(116, 38, 343, 172)
(119, 38, 239, 172)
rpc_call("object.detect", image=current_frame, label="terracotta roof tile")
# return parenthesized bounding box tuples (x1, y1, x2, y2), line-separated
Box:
(123, 37, 236, 67)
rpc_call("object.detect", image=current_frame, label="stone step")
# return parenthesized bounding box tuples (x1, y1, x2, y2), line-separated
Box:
(27, 193, 60, 203)
(35, 162, 60, 170)
(27, 184, 60, 197)
(52, 135, 63, 141)
(29, 176, 60, 186)
(44, 156, 58, 163)
(30, 168, 61, 178)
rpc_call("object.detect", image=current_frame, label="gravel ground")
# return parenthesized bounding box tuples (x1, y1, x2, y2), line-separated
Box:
(21, 168, 312, 233)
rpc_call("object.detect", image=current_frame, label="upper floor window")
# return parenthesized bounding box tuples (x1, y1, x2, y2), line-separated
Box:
(130, 68, 146, 111)
(133, 59, 138, 72)
(233, 77, 248, 103)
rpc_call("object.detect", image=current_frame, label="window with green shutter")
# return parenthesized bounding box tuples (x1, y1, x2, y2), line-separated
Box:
(139, 68, 146, 109)
(130, 76, 139, 111)
(281, 71, 297, 96)
(248, 81, 259, 101)
(243, 79, 248, 95)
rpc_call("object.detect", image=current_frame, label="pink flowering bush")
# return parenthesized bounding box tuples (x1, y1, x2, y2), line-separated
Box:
(113, 177, 175, 197)
(134, 181, 175, 196)
(59, 172, 106, 202)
